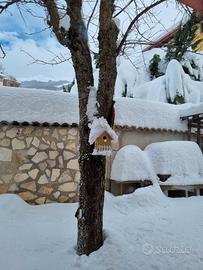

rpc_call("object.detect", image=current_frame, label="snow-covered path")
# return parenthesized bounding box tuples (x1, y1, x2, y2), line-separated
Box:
(0, 186, 203, 270)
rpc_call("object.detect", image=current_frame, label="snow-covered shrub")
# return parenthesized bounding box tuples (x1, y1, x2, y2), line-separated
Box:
(149, 54, 164, 79)
(165, 12, 199, 63)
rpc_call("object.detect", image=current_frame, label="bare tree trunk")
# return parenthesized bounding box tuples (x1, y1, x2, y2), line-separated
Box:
(70, 29, 107, 255)
(63, 0, 117, 255)
(97, 1, 119, 117)
(77, 2, 119, 254)
(74, 1, 118, 256)
(68, 0, 118, 255)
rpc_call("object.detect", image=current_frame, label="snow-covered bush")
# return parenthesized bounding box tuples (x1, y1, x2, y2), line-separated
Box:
(134, 59, 202, 104)
(149, 54, 164, 79)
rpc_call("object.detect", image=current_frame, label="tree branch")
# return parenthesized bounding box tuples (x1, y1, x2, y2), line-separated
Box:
(117, 0, 167, 55)
(21, 49, 71, 65)
(0, 0, 25, 14)
(0, 44, 6, 58)
(42, 0, 65, 45)
(87, 0, 99, 30)
(114, 0, 134, 18)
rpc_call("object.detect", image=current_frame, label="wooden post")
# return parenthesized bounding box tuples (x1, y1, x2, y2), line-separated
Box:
(188, 119, 192, 141)
(120, 183, 123, 195)
(164, 190, 168, 197)
(197, 119, 201, 146)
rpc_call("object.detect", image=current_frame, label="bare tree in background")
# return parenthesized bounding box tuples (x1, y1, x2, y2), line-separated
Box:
(0, 45, 6, 59)
(0, 0, 173, 255)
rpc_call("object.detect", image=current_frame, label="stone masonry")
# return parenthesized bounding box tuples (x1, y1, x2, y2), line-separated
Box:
(0, 124, 80, 204)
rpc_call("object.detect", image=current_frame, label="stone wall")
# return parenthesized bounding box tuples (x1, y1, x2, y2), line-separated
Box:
(0, 124, 80, 204)
(0, 124, 188, 203)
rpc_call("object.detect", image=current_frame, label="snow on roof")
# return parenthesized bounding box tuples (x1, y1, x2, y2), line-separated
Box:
(143, 25, 178, 52)
(111, 145, 158, 182)
(0, 86, 191, 131)
(0, 86, 79, 126)
(180, 103, 203, 118)
(114, 97, 188, 132)
(89, 117, 118, 145)
(145, 141, 203, 185)
(0, 73, 6, 78)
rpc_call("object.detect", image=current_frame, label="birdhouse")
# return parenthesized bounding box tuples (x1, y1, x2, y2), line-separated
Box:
(95, 131, 112, 152)
(89, 117, 118, 156)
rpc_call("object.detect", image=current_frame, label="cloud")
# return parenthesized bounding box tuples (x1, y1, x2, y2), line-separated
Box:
(0, 5, 75, 81)
(0, 32, 74, 81)
(0, 1, 183, 82)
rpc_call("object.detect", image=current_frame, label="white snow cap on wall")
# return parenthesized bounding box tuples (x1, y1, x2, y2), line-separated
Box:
(145, 141, 203, 185)
(0, 86, 197, 133)
(0, 87, 79, 125)
(180, 103, 203, 118)
(111, 145, 158, 182)
(115, 97, 188, 132)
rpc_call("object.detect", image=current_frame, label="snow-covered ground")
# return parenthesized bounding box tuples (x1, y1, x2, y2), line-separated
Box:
(1, 187, 203, 270)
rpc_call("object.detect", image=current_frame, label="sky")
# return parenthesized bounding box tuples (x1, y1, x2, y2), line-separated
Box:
(0, 1, 185, 82)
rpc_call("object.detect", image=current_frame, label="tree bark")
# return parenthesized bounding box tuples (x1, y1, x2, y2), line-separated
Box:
(97, 1, 119, 117)
(66, 0, 118, 255)
(74, 1, 119, 255)
(67, 0, 118, 255)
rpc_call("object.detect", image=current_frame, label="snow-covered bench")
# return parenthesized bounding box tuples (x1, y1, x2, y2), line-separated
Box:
(145, 141, 203, 197)
(110, 145, 157, 196)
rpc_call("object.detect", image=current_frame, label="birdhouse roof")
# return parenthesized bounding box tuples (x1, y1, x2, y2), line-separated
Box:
(88, 117, 118, 145)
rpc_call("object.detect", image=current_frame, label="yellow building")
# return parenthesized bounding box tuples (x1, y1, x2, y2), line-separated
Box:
(194, 25, 203, 51)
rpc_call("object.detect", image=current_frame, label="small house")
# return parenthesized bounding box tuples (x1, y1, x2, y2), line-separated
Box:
(0, 73, 20, 87)
(143, 10, 203, 53)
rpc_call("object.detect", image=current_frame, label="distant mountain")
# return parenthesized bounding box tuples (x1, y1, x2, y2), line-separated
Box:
(20, 80, 70, 91)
